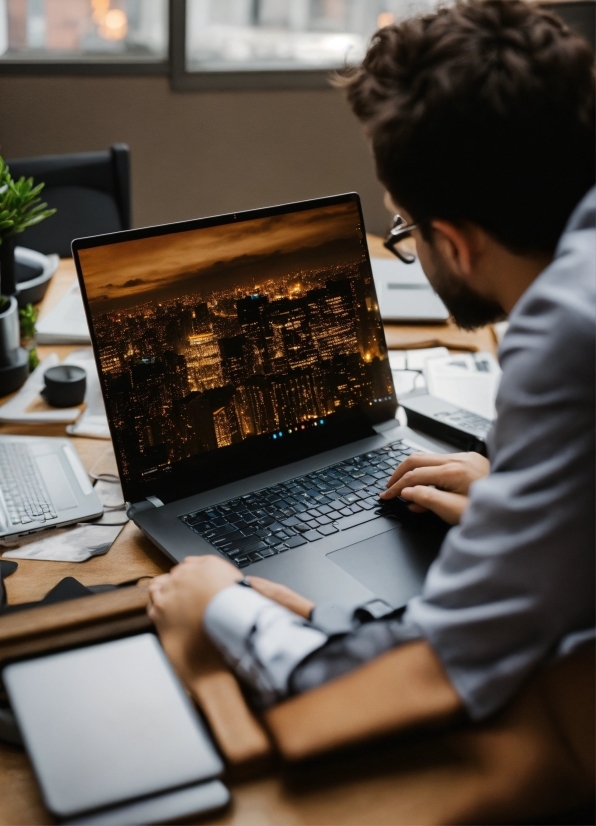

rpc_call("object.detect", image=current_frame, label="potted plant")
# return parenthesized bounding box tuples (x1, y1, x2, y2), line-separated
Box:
(0, 155, 55, 394)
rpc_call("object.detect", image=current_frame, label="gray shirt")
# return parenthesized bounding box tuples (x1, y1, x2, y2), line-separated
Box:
(403, 186, 596, 718)
(204, 187, 596, 719)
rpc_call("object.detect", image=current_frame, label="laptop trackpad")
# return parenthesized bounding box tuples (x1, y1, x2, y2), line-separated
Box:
(326, 525, 442, 609)
(36, 454, 78, 511)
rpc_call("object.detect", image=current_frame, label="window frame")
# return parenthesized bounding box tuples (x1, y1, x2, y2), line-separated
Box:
(0, 0, 171, 76)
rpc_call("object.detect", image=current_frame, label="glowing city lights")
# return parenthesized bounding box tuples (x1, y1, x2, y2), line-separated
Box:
(89, 223, 393, 484)
(377, 12, 396, 28)
(92, 0, 128, 42)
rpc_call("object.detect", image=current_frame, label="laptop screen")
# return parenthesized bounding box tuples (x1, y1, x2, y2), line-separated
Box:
(75, 194, 396, 504)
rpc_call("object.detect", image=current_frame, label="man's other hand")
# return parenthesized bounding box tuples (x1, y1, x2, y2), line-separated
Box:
(379, 451, 489, 525)
(148, 555, 242, 632)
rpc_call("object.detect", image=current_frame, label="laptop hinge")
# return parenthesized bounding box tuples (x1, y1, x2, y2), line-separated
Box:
(126, 497, 164, 520)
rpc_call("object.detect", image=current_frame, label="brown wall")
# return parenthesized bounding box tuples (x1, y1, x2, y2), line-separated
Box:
(0, 75, 389, 236)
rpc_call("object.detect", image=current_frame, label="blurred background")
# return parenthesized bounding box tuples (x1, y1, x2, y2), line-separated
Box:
(0, 0, 591, 234)
(0, 1, 441, 235)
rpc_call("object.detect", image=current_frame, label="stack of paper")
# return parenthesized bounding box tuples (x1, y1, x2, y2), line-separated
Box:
(65, 350, 110, 439)
(390, 347, 501, 419)
(36, 280, 91, 345)
(423, 352, 501, 420)
(389, 347, 448, 396)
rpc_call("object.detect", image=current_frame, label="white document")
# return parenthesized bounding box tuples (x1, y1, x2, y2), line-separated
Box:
(389, 347, 449, 372)
(390, 347, 450, 397)
(3, 524, 124, 563)
(392, 370, 423, 396)
(371, 257, 449, 322)
(36, 280, 91, 345)
(423, 352, 501, 419)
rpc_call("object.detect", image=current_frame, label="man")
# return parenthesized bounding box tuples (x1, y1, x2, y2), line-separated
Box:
(148, 0, 595, 722)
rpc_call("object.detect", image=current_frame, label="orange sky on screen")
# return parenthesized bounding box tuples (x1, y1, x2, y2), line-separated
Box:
(78, 201, 362, 307)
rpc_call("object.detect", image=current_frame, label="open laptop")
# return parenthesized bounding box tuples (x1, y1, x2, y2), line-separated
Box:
(0, 435, 103, 543)
(73, 193, 449, 613)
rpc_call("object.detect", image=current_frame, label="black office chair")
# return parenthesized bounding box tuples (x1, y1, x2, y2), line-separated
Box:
(6, 144, 131, 257)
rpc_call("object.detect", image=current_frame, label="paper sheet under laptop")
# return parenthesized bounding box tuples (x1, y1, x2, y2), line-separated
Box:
(371, 257, 449, 322)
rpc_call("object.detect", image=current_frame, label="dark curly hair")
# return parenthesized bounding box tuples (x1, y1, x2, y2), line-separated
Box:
(338, 0, 595, 253)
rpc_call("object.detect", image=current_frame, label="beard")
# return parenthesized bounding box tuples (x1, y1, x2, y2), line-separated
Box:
(426, 256, 506, 331)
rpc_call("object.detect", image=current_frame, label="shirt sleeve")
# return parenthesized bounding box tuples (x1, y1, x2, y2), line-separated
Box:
(203, 584, 328, 706)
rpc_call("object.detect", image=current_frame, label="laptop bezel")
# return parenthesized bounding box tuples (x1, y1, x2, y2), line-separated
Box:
(72, 192, 398, 506)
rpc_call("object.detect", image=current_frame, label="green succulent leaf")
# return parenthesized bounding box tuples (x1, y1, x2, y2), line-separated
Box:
(0, 156, 57, 244)
(19, 303, 39, 340)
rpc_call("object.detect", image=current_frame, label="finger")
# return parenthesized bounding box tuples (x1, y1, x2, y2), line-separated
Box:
(247, 576, 315, 619)
(380, 464, 455, 499)
(181, 555, 206, 566)
(148, 574, 170, 597)
(147, 587, 164, 613)
(385, 452, 457, 488)
(407, 503, 429, 513)
(400, 486, 467, 526)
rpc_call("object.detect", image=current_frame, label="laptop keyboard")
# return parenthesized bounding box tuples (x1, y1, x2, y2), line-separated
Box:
(0, 443, 57, 525)
(180, 440, 416, 568)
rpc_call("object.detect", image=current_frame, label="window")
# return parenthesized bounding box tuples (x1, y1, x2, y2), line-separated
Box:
(175, 0, 434, 89)
(0, 0, 168, 70)
(0, 0, 440, 85)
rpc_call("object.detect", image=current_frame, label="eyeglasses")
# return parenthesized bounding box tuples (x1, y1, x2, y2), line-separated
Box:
(383, 214, 419, 264)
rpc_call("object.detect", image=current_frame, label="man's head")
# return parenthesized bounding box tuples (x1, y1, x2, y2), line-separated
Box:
(341, 0, 595, 327)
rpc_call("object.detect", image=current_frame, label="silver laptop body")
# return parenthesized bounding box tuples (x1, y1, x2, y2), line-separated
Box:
(0, 435, 103, 542)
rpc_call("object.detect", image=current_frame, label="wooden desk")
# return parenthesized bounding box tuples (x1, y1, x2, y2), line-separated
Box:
(0, 249, 497, 826)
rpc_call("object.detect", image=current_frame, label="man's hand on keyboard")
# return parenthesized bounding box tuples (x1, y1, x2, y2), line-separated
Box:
(379, 452, 490, 526)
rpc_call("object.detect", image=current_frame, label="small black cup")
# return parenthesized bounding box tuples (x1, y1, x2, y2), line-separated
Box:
(42, 365, 87, 407)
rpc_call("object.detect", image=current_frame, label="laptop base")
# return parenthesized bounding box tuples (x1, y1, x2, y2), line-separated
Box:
(134, 423, 450, 611)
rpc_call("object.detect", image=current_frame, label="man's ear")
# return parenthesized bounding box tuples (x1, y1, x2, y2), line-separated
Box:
(430, 220, 475, 277)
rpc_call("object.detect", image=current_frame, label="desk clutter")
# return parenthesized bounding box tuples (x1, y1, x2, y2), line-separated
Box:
(0, 348, 109, 437)
(371, 255, 449, 322)
(2, 522, 125, 564)
(0, 444, 126, 562)
(390, 346, 501, 420)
